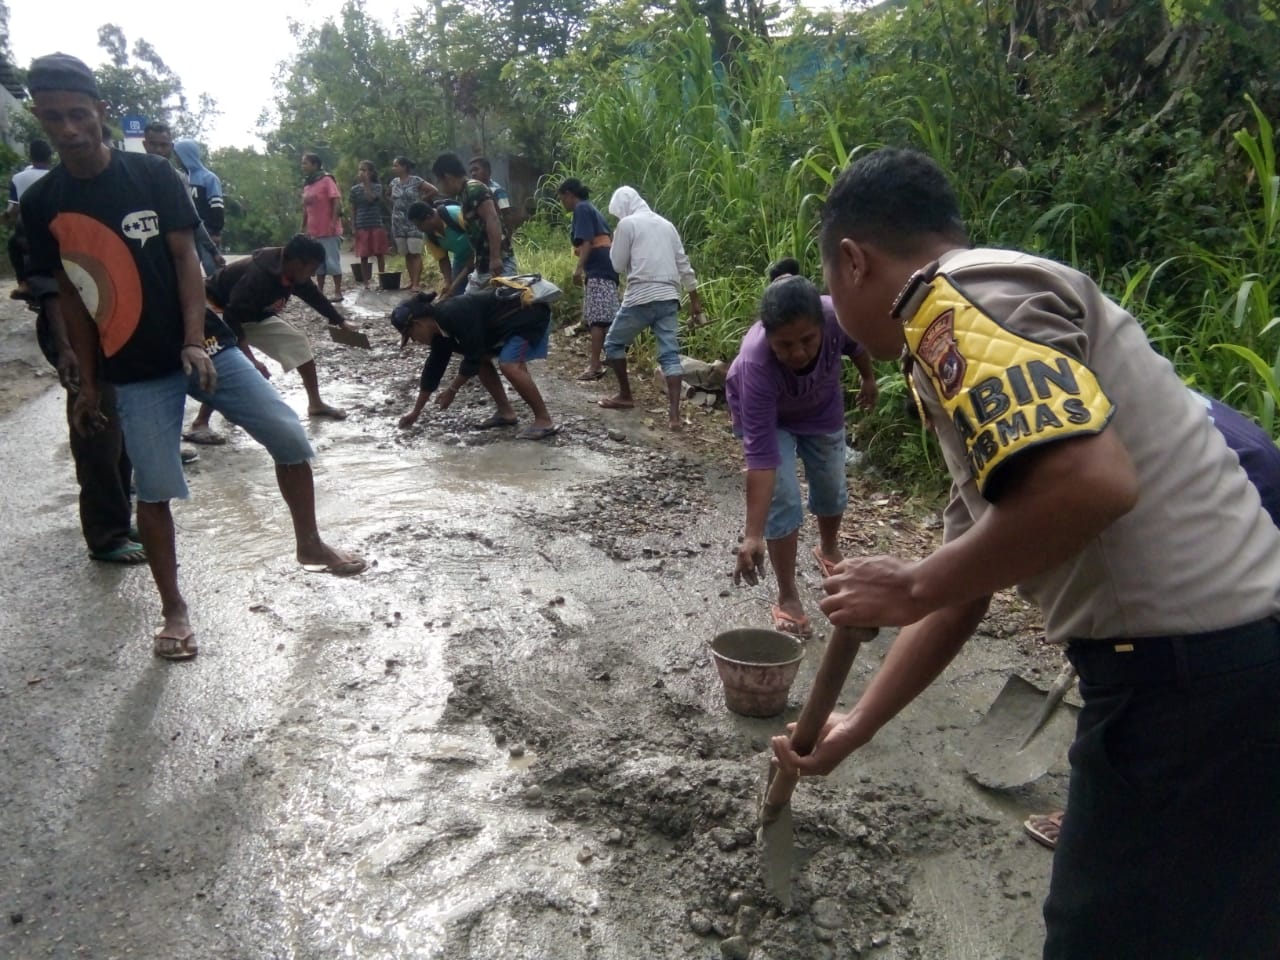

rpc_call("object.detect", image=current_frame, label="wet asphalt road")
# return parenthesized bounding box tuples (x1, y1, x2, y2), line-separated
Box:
(0, 311, 1059, 958)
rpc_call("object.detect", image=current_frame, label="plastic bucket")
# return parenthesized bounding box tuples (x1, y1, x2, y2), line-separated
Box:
(351, 263, 369, 283)
(379, 271, 402, 290)
(709, 628, 805, 717)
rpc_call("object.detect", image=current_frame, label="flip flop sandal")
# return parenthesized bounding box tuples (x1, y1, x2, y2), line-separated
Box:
(770, 604, 812, 638)
(90, 541, 148, 565)
(301, 556, 368, 577)
(576, 369, 606, 381)
(1023, 811, 1064, 850)
(812, 546, 838, 578)
(517, 425, 561, 441)
(182, 427, 227, 446)
(474, 415, 519, 430)
(153, 631, 198, 661)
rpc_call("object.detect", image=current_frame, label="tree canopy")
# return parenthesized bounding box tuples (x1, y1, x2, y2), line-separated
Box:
(93, 24, 221, 140)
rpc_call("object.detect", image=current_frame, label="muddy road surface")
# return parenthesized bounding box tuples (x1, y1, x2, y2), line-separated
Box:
(0, 286, 1067, 959)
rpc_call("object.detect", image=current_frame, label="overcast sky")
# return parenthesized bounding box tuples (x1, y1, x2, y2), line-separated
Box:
(12, 0, 413, 150)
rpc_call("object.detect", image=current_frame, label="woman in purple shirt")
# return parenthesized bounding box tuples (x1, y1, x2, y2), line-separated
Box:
(728, 265, 877, 636)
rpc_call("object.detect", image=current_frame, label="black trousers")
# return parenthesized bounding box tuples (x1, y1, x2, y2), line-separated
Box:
(1044, 618, 1280, 959)
(8, 224, 28, 281)
(65, 384, 134, 554)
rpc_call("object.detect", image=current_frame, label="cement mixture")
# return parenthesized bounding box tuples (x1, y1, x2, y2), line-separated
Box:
(0, 281, 1068, 959)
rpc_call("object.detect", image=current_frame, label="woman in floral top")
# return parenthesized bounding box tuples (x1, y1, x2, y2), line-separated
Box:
(389, 156, 437, 291)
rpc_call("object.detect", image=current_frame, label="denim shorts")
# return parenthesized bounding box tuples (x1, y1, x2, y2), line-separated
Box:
(762, 427, 849, 539)
(315, 236, 342, 276)
(603, 299, 682, 376)
(497, 317, 552, 365)
(115, 347, 315, 502)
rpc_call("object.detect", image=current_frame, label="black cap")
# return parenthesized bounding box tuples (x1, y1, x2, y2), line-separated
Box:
(28, 53, 100, 99)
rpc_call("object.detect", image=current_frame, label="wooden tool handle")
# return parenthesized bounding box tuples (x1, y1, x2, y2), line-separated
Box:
(763, 624, 877, 813)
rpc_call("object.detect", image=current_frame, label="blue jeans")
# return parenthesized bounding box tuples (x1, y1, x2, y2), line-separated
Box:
(115, 347, 314, 502)
(603, 299, 682, 377)
(764, 428, 848, 540)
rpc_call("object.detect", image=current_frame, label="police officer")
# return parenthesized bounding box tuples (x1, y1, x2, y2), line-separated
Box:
(775, 147, 1280, 959)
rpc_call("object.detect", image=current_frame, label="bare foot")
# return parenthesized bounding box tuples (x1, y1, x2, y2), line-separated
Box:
(669, 416, 683, 432)
(309, 403, 348, 420)
(598, 396, 634, 410)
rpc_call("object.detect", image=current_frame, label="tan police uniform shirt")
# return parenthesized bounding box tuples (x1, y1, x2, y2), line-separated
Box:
(897, 247, 1280, 643)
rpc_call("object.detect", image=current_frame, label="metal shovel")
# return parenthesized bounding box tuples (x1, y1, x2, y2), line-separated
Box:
(758, 624, 878, 909)
(961, 663, 1078, 790)
(328, 325, 371, 349)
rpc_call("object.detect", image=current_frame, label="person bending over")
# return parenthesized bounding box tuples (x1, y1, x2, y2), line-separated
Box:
(728, 271, 877, 636)
(391, 290, 557, 440)
(183, 235, 355, 444)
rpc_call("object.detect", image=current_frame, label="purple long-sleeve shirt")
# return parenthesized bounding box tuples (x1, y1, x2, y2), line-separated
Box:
(726, 296, 863, 470)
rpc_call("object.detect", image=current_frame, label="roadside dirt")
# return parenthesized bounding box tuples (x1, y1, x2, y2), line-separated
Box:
(0, 280, 1068, 960)
(0, 284, 57, 416)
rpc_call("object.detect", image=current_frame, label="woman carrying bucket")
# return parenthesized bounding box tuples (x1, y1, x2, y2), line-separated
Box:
(727, 261, 877, 637)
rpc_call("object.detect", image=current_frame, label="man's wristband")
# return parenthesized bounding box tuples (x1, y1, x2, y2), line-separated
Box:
(182, 343, 206, 350)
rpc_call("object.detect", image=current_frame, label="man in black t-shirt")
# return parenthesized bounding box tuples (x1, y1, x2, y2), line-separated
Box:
(21, 54, 365, 662)
(183, 235, 353, 444)
(391, 290, 558, 439)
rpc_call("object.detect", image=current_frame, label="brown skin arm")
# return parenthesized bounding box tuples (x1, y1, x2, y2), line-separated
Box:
(56, 272, 104, 435)
(477, 199, 504, 276)
(166, 229, 217, 392)
(852, 351, 878, 409)
(686, 287, 704, 323)
(778, 428, 1139, 778)
(438, 251, 475, 299)
(733, 468, 776, 585)
(572, 240, 592, 285)
(773, 596, 991, 775)
(42, 294, 80, 391)
(820, 428, 1139, 628)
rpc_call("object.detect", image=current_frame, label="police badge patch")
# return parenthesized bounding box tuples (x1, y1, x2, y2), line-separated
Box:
(917, 309, 965, 399)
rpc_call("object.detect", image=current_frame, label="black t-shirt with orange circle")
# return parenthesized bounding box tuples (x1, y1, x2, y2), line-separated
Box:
(21, 149, 234, 384)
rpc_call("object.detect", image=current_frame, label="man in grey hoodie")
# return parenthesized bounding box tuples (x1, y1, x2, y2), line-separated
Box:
(598, 186, 703, 431)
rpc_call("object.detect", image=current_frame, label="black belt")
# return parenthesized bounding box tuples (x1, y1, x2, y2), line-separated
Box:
(1066, 616, 1280, 686)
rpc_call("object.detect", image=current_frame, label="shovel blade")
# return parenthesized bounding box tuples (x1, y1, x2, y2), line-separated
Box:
(328, 326, 371, 349)
(962, 674, 1078, 789)
(758, 803, 794, 910)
